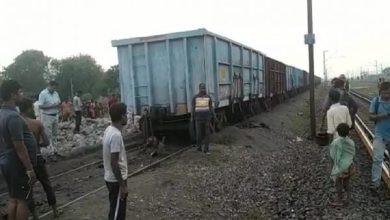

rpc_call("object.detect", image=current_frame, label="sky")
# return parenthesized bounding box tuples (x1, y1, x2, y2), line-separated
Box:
(1, 0, 389, 79)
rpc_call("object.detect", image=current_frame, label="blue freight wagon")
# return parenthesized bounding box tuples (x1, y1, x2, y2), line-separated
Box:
(286, 65, 308, 96)
(286, 65, 295, 93)
(112, 29, 266, 132)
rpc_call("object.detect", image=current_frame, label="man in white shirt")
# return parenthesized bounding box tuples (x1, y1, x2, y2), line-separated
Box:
(73, 90, 83, 133)
(327, 90, 352, 139)
(102, 103, 128, 220)
(38, 81, 61, 159)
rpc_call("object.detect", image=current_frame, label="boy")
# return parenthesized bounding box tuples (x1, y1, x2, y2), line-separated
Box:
(369, 82, 390, 192)
(103, 103, 128, 220)
(323, 78, 358, 127)
(326, 90, 352, 139)
(17, 97, 59, 219)
(329, 123, 356, 206)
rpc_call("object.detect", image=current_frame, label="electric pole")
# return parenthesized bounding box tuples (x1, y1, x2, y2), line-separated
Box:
(323, 50, 328, 84)
(375, 60, 378, 75)
(305, 0, 316, 139)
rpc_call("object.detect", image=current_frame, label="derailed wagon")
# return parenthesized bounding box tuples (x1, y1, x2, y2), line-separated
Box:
(111, 28, 320, 135)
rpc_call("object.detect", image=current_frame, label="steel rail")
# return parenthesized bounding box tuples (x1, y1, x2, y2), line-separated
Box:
(38, 145, 193, 219)
(0, 140, 143, 198)
(350, 90, 371, 103)
(349, 90, 390, 160)
(355, 115, 390, 190)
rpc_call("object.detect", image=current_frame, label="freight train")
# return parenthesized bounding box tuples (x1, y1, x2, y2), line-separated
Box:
(111, 29, 321, 136)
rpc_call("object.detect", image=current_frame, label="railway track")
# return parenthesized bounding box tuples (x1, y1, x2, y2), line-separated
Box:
(0, 140, 143, 199)
(1, 138, 191, 220)
(350, 90, 390, 190)
(350, 90, 371, 103)
(38, 145, 192, 219)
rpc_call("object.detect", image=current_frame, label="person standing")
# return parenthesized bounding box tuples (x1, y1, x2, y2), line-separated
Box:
(0, 80, 37, 220)
(73, 91, 83, 133)
(102, 103, 128, 220)
(191, 83, 215, 154)
(38, 81, 61, 160)
(17, 97, 59, 219)
(369, 82, 390, 192)
(323, 78, 358, 127)
(89, 99, 96, 119)
(326, 90, 353, 139)
(33, 95, 41, 121)
(60, 98, 72, 122)
(339, 74, 350, 92)
(108, 94, 118, 109)
(329, 123, 356, 206)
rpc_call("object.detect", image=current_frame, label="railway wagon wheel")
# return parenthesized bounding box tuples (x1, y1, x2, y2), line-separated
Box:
(227, 102, 244, 123)
(188, 119, 196, 144)
(214, 111, 226, 132)
(254, 98, 264, 114)
(139, 114, 154, 141)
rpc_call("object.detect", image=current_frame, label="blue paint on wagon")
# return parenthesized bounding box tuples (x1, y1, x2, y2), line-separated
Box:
(112, 28, 266, 116)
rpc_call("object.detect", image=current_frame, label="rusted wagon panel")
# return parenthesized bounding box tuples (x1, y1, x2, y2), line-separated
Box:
(264, 57, 286, 98)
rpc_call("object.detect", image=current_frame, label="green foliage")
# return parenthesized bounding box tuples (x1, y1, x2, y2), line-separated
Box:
(55, 55, 104, 99)
(3, 50, 49, 96)
(104, 65, 120, 95)
(81, 93, 93, 102)
(383, 67, 390, 76)
(2, 51, 121, 100)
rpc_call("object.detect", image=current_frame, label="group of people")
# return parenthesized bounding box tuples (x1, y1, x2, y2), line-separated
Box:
(41, 92, 119, 126)
(324, 74, 390, 206)
(0, 80, 60, 220)
(100, 83, 216, 220)
(0, 79, 125, 220)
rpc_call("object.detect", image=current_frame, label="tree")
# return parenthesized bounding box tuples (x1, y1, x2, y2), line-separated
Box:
(3, 50, 50, 96)
(55, 55, 104, 100)
(104, 65, 120, 95)
(383, 67, 390, 77)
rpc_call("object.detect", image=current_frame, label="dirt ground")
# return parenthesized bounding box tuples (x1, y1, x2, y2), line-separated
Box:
(45, 86, 390, 220)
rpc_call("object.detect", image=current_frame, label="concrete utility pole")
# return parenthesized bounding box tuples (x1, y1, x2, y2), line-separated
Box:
(323, 50, 328, 84)
(375, 60, 378, 75)
(381, 64, 384, 78)
(305, 0, 316, 139)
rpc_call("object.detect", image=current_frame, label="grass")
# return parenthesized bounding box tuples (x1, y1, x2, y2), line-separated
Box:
(212, 133, 235, 145)
(350, 81, 379, 99)
(290, 104, 310, 136)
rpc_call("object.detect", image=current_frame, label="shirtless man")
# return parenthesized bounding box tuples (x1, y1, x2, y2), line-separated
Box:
(17, 97, 59, 219)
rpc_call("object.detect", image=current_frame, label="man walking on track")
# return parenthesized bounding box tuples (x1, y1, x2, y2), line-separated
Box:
(369, 82, 390, 192)
(73, 90, 83, 133)
(38, 81, 61, 160)
(191, 83, 216, 154)
(17, 97, 60, 219)
(103, 103, 128, 220)
(323, 78, 358, 127)
(0, 80, 37, 220)
(326, 90, 352, 140)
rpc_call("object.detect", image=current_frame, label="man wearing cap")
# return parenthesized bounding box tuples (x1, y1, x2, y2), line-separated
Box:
(323, 78, 358, 128)
(339, 74, 349, 92)
(191, 83, 216, 154)
(38, 81, 61, 160)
